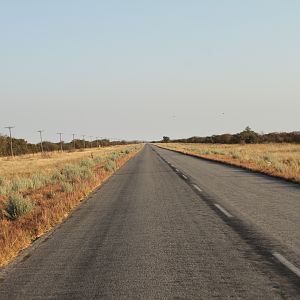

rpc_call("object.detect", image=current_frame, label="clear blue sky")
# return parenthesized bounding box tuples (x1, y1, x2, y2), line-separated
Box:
(0, 1, 299, 142)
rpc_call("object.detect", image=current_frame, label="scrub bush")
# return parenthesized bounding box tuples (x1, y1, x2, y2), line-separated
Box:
(4, 194, 34, 220)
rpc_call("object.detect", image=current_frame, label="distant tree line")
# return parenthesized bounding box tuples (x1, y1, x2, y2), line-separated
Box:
(0, 135, 137, 157)
(160, 127, 300, 144)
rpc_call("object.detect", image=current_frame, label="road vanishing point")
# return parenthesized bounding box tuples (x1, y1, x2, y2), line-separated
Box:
(0, 144, 300, 299)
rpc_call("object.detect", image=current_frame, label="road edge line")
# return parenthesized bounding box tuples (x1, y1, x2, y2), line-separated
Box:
(214, 203, 233, 218)
(272, 252, 300, 278)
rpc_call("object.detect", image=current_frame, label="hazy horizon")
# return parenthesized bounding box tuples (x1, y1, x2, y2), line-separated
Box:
(1, 1, 299, 143)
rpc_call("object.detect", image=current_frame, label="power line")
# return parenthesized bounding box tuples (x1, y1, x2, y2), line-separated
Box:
(82, 135, 86, 149)
(72, 133, 76, 150)
(57, 132, 64, 152)
(4, 126, 15, 157)
(37, 130, 44, 153)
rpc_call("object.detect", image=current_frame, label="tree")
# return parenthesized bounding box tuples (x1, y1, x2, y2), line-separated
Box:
(238, 126, 259, 144)
(162, 136, 170, 143)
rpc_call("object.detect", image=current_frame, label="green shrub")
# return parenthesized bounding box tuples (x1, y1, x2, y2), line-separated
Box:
(93, 156, 103, 164)
(107, 152, 119, 161)
(62, 165, 82, 183)
(104, 160, 116, 172)
(262, 154, 274, 163)
(80, 158, 94, 168)
(0, 176, 5, 186)
(230, 152, 241, 160)
(199, 150, 211, 155)
(79, 166, 93, 179)
(0, 186, 8, 196)
(10, 178, 32, 192)
(60, 182, 74, 193)
(31, 174, 48, 189)
(4, 194, 34, 220)
(211, 150, 225, 155)
(51, 171, 65, 183)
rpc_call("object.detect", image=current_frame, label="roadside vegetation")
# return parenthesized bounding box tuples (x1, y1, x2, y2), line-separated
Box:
(158, 127, 300, 144)
(0, 146, 132, 180)
(157, 143, 300, 183)
(0, 144, 142, 266)
(0, 134, 137, 157)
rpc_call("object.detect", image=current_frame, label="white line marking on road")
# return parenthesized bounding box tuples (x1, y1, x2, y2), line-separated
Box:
(272, 252, 300, 278)
(214, 204, 233, 218)
(182, 175, 188, 180)
(192, 184, 202, 192)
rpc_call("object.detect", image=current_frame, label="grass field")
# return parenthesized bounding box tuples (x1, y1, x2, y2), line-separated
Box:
(156, 143, 300, 183)
(0, 146, 132, 179)
(0, 144, 142, 266)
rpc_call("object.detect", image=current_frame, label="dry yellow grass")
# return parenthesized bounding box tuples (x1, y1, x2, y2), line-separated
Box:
(156, 143, 300, 183)
(0, 144, 143, 267)
(0, 146, 131, 180)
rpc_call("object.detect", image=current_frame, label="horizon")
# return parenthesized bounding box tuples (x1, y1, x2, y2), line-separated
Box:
(1, 127, 299, 145)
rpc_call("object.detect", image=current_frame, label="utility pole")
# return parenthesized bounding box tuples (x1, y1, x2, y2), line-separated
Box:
(37, 130, 44, 153)
(4, 126, 14, 157)
(82, 135, 86, 149)
(57, 132, 63, 152)
(72, 133, 76, 150)
(89, 136, 93, 148)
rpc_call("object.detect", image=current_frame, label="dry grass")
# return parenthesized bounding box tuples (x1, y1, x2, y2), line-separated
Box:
(0, 144, 143, 267)
(0, 146, 131, 180)
(156, 143, 300, 183)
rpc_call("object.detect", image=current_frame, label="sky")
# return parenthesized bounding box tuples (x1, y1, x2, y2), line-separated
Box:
(0, 1, 299, 143)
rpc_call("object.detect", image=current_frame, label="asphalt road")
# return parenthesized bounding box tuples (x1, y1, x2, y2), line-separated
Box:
(0, 144, 299, 299)
(154, 146, 300, 262)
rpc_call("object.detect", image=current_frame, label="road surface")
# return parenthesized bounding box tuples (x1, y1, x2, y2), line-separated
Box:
(0, 144, 299, 299)
(155, 145, 300, 261)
